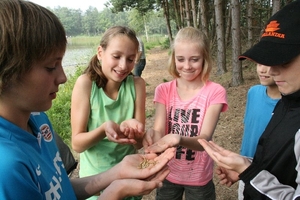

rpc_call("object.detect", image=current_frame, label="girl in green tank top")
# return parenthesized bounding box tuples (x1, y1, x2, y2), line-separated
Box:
(71, 26, 146, 200)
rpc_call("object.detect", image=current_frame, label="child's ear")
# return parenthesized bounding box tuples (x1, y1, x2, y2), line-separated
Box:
(97, 46, 103, 60)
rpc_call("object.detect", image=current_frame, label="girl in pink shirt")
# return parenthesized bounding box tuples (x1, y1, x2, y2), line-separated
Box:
(143, 27, 228, 200)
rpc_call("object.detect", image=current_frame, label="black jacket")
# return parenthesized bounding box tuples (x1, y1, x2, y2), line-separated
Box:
(239, 89, 300, 200)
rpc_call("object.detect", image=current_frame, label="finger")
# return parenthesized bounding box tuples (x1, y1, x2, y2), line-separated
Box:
(144, 165, 169, 181)
(142, 148, 175, 171)
(135, 122, 145, 133)
(107, 136, 137, 144)
(105, 128, 118, 139)
(219, 179, 231, 186)
(211, 152, 236, 170)
(153, 147, 175, 162)
(106, 132, 118, 141)
(146, 142, 170, 154)
(134, 129, 145, 139)
(119, 121, 129, 133)
(198, 139, 219, 160)
(125, 128, 135, 139)
(208, 141, 227, 152)
(142, 133, 154, 150)
(198, 139, 210, 150)
(217, 173, 226, 180)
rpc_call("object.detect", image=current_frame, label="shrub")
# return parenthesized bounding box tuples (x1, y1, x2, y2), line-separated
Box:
(46, 67, 84, 146)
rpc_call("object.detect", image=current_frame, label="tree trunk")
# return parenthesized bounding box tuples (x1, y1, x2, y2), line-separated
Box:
(199, 0, 208, 37)
(214, 0, 227, 75)
(161, 0, 173, 43)
(247, 0, 254, 49)
(143, 15, 149, 42)
(179, 0, 184, 27)
(225, 7, 231, 46)
(184, 0, 191, 26)
(191, 0, 197, 28)
(173, 0, 181, 30)
(272, 0, 280, 15)
(231, 0, 243, 86)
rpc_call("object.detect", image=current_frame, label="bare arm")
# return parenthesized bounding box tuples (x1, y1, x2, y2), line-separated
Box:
(179, 103, 224, 150)
(132, 76, 146, 149)
(70, 148, 176, 199)
(71, 74, 108, 153)
(145, 104, 224, 153)
(143, 102, 167, 149)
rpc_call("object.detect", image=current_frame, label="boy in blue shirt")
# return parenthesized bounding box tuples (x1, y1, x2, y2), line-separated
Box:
(0, 0, 175, 199)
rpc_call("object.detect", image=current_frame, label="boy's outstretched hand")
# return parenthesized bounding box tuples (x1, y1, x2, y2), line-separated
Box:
(198, 139, 251, 175)
(115, 147, 176, 180)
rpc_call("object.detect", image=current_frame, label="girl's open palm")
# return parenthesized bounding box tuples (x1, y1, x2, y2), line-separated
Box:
(104, 120, 136, 144)
(120, 119, 144, 140)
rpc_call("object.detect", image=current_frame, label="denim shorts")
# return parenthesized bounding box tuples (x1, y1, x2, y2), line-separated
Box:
(156, 179, 216, 200)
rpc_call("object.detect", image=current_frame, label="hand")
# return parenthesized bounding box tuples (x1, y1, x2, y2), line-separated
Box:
(142, 129, 155, 149)
(105, 120, 143, 145)
(101, 168, 170, 199)
(198, 139, 251, 174)
(120, 119, 145, 140)
(215, 166, 239, 187)
(145, 134, 180, 154)
(71, 148, 175, 199)
(115, 147, 176, 180)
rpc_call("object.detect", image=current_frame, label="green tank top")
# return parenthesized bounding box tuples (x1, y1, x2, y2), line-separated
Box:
(80, 75, 136, 177)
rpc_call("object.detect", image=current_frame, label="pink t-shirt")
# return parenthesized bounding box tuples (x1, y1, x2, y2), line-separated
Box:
(154, 80, 228, 186)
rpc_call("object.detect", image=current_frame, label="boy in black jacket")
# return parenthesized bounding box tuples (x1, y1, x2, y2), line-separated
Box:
(198, 1, 300, 199)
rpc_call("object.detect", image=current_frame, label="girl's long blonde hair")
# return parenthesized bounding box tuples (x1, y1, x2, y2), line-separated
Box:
(168, 26, 212, 83)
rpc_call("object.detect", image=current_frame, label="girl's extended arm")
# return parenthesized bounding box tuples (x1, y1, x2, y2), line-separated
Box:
(179, 103, 224, 150)
(71, 74, 107, 153)
(146, 104, 224, 153)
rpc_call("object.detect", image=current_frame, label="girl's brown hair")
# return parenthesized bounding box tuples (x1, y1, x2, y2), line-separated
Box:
(84, 26, 139, 88)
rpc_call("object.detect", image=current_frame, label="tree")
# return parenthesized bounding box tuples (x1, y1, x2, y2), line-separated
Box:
(214, 0, 227, 75)
(272, 0, 280, 14)
(246, 0, 254, 49)
(199, 0, 209, 37)
(225, 3, 231, 46)
(191, 0, 197, 27)
(161, 0, 173, 42)
(53, 7, 83, 36)
(184, 0, 191, 26)
(107, 0, 157, 41)
(82, 7, 100, 35)
(231, 0, 243, 86)
(172, 0, 183, 29)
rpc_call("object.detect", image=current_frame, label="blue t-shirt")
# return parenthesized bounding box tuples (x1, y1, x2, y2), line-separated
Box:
(0, 112, 76, 200)
(240, 85, 280, 158)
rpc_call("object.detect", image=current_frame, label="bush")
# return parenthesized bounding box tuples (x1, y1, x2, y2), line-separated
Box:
(46, 67, 84, 146)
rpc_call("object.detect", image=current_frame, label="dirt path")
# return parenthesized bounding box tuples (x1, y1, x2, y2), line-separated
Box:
(141, 47, 172, 129)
